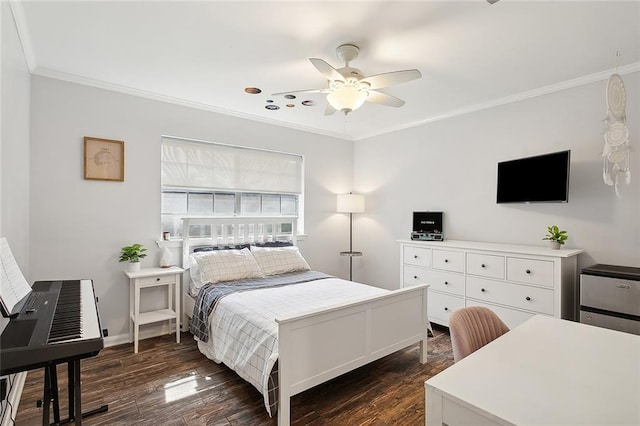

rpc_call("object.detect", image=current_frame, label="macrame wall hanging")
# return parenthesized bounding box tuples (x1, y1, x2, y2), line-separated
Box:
(602, 54, 631, 198)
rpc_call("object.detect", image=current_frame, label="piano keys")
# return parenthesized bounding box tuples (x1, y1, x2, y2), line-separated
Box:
(1, 280, 104, 375)
(0, 279, 108, 425)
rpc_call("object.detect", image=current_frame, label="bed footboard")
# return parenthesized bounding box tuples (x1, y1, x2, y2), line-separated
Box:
(276, 284, 429, 425)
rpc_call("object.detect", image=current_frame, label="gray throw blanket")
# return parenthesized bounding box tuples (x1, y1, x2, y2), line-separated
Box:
(190, 270, 333, 341)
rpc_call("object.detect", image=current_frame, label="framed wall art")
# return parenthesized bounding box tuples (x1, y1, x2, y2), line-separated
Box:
(83, 136, 125, 181)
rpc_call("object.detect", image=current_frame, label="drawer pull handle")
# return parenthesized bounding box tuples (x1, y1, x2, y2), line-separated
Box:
(414, 276, 418, 279)
(481, 288, 486, 293)
(526, 296, 531, 301)
(156, 278, 160, 282)
(444, 259, 449, 263)
(481, 264, 486, 268)
(525, 269, 531, 274)
(444, 307, 449, 311)
(414, 255, 418, 259)
(444, 281, 449, 285)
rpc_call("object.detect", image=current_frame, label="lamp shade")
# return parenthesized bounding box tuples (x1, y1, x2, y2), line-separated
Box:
(336, 193, 365, 213)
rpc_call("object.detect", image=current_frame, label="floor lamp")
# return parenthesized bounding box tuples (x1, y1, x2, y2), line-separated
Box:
(337, 193, 365, 281)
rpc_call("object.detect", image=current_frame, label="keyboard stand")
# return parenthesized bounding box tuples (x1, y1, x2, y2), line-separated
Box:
(41, 358, 108, 425)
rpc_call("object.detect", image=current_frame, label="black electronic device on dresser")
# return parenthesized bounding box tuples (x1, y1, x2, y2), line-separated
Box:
(411, 211, 444, 241)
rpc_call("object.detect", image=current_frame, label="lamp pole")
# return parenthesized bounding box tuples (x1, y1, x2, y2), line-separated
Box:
(349, 211, 354, 280)
(337, 193, 364, 282)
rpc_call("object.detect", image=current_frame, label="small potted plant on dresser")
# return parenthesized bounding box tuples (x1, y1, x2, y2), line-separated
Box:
(119, 243, 147, 272)
(543, 225, 568, 250)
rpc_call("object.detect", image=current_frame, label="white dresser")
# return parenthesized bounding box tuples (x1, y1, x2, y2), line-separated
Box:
(399, 240, 582, 329)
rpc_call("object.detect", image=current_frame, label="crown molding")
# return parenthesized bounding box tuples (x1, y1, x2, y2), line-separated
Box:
(354, 62, 640, 140)
(9, 0, 37, 72)
(30, 60, 639, 143)
(31, 67, 355, 141)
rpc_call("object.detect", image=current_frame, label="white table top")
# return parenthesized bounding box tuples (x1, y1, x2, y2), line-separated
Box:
(398, 239, 583, 258)
(124, 266, 184, 279)
(426, 315, 640, 425)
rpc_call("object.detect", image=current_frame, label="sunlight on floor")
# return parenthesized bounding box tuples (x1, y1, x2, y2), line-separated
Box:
(163, 373, 212, 403)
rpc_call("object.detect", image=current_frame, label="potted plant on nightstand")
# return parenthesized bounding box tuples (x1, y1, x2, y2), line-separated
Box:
(119, 243, 147, 272)
(543, 225, 568, 250)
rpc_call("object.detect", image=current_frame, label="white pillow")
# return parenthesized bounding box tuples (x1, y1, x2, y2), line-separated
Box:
(191, 248, 263, 286)
(188, 255, 204, 289)
(250, 245, 310, 276)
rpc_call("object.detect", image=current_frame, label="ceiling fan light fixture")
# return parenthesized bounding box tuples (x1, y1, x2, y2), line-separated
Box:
(327, 82, 368, 115)
(275, 43, 420, 116)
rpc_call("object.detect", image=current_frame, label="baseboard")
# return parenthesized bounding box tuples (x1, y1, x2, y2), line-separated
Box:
(104, 323, 181, 348)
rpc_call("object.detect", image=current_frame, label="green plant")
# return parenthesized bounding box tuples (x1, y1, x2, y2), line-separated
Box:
(542, 225, 568, 245)
(119, 243, 147, 263)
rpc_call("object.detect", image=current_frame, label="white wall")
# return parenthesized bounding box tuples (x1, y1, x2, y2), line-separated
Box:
(353, 73, 640, 290)
(29, 76, 354, 341)
(1, 1, 31, 278)
(1, 3, 32, 424)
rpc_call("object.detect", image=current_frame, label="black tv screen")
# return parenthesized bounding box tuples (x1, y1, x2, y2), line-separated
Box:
(497, 150, 570, 203)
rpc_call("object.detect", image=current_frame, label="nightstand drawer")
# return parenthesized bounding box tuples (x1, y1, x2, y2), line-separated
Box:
(139, 274, 177, 287)
(432, 249, 464, 273)
(466, 253, 505, 279)
(507, 257, 554, 287)
(404, 246, 431, 268)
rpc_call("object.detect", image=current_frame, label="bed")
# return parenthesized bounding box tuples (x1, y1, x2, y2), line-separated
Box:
(180, 216, 429, 425)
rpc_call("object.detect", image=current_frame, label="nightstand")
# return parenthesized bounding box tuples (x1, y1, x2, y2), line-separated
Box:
(125, 266, 184, 353)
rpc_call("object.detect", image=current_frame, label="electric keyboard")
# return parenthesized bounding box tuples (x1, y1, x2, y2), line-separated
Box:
(0, 279, 104, 376)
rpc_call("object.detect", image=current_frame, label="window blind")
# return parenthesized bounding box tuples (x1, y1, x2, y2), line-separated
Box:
(161, 137, 303, 194)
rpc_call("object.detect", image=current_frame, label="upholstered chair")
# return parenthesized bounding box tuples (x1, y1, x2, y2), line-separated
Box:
(449, 306, 509, 362)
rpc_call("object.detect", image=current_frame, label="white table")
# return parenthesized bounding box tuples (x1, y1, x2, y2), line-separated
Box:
(425, 315, 640, 426)
(125, 266, 184, 353)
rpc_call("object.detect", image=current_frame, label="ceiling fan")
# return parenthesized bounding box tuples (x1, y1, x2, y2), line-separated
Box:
(273, 44, 422, 116)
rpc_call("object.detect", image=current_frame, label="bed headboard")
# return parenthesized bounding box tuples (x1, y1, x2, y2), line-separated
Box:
(180, 216, 298, 269)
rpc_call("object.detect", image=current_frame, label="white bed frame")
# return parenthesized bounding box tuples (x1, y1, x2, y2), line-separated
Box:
(180, 216, 429, 426)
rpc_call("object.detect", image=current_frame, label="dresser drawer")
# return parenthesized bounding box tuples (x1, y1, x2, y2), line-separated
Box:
(432, 249, 464, 273)
(403, 265, 429, 287)
(466, 276, 554, 315)
(404, 246, 431, 268)
(466, 253, 505, 279)
(507, 257, 554, 287)
(465, 300, 536, 330)
(139, 274, 177, 287)
(419, 269, 464, 295)
(428, 291, 465, 325)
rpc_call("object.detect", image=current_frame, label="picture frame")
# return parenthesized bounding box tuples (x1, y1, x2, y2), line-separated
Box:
(83, 137, 125, 181)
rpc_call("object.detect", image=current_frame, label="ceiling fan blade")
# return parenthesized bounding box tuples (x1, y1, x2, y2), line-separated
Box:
(309, 58, 345, 82)
(361, 69, 422, 90)
(324, 102, 337, 116)
(366, 90, 405, 107)
(272, 88, 326, 96)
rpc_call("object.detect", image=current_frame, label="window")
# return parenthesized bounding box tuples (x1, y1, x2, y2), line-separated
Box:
(161, 137, 303, 238)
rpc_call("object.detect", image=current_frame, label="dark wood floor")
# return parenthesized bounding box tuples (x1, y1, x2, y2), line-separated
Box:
(16, 326, 453, 425)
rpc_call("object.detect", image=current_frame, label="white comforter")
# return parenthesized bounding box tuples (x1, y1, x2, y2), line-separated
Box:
(196, 278, 387, 415)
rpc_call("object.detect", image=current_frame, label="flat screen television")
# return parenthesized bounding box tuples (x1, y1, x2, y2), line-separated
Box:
(497, 150, 570, 203)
